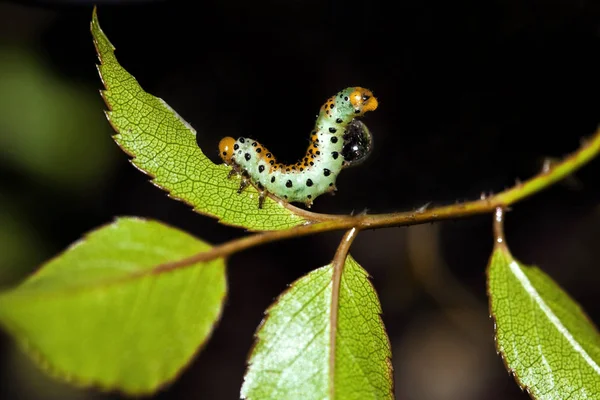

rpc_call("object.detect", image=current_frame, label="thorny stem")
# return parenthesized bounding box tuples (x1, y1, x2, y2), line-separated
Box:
(328, 228, 358, 397)
(153, 126, 600, 273)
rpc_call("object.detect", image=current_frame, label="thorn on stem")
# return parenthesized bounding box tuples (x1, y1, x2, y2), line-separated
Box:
(416, 202, 431, 213)
(541, 158, 553, 174)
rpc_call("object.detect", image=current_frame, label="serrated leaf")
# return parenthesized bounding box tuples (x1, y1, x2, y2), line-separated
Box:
(241, 255, 393, 400)
(0, 217, 226, 395)
(90, 8, 307, 231)
(487, 243, 600, 399)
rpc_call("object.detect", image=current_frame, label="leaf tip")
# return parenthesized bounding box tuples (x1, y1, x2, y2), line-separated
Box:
(90, 5, 115, 57)
(90, 5, 99, 39)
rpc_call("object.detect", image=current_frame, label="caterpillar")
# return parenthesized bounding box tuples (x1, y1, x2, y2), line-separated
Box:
(219, 87, 378, 208)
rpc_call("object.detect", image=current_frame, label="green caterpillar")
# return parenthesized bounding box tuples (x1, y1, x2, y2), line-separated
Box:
(219, 87, 378, 208)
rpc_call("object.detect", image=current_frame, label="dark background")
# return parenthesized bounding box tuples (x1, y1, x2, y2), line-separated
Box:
(1, 0, 599, 399)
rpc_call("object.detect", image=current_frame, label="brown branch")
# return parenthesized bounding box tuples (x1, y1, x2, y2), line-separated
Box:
(152, 125, 600, 274)
(328, 228, 359, 397)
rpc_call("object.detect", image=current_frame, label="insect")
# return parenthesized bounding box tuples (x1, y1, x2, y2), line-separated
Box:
(218, 87, 378, 208)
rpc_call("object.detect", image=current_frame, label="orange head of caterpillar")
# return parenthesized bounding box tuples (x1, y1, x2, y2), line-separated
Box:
(219, 136, 237, 164)
(349, 87, 378, 115)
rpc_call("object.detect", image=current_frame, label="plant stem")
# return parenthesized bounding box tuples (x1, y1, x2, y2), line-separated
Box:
(329, 228, 358, 397)
(492, 206, 511, 256)
(154, 126, 600, 273)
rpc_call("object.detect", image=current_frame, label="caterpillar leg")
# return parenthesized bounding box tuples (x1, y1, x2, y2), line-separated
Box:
(227, 168, 238, 179)
(258, 191, 266, 209)
(225, 165, 250, 194)
(237, 178, 249, 194)
(226, 161, 245, 180)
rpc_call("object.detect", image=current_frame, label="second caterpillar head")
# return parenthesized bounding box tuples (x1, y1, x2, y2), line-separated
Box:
(218, 136, 237, 165)
(349, 87, 378, 115)
(325, 87, 378, 119)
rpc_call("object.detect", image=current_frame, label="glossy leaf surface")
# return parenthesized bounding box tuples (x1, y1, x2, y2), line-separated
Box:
(242, 255, 393, 400)
(488, 244, 600, 399)
(0, 218, 226, 395)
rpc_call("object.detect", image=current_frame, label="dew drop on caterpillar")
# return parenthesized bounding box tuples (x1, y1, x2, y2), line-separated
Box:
(218, 87, 378, 208)
(342, 119, 373, 168)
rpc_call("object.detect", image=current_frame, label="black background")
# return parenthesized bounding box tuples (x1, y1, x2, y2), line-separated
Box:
(1, 0, 599, 399)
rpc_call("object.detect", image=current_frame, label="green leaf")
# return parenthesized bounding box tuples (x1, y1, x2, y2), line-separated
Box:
(90, 8, 307, 231)
(241, 255, 393, 400)
(0, 217, 226, 395)
(487, 243, 600, 399)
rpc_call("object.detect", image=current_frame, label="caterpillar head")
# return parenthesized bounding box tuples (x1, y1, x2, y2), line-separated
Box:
(349, 87, 378, 115)
(219, 136, 237, 164)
